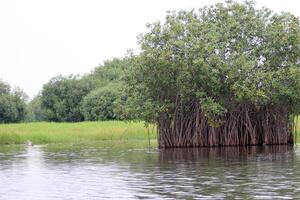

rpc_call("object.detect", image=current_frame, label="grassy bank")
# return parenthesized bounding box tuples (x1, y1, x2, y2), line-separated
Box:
(0, 121, 157, 145)
(0, 118, 299, 145)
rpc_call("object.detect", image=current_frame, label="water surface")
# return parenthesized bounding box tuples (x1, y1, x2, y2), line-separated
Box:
(0, 142, 299, 199)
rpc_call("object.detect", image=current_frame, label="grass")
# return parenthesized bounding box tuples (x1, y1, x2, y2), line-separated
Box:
(0, 121, 157, 145)
(0, 118, 299, 145)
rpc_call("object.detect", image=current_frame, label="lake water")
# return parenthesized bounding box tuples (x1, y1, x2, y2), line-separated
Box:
(0, 142, 300, 199)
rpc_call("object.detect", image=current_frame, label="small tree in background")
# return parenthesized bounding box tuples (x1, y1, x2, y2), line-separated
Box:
(0, 80, 27, 123)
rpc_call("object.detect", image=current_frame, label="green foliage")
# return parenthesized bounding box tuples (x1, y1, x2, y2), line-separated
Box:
(0, 95, 18, 123)
(124, 1, 300, 123)
(81, 85, 119, 121)
(25, 95, 46, 122)
(11, 87, 27, 122)
(0, 81, 27, 123)
(38, 57, 133, 122)
(41, 75, 94, 122)
(0, 121, 156, 145)
(85, 57, 130, 88)
(80, 57, 134, 121)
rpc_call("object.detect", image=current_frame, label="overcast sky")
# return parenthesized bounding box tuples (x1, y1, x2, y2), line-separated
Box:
(0, 0, 299, 98)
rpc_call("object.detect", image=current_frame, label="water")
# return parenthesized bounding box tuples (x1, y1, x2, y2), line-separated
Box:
(0, 143, 300, 199)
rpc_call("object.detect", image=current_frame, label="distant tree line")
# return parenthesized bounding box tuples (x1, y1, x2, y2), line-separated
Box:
(25, 57, 133, 122)
(0, 80, 27, 123)
(0, 57, 134, 123)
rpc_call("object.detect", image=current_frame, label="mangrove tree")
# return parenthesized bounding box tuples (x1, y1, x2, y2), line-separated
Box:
(125, 1, 300, 147)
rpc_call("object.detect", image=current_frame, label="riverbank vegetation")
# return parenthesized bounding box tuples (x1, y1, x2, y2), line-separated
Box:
(0, 119, 299, 145)
(0, 1, 299, 148)
(0, 121, 156, 145)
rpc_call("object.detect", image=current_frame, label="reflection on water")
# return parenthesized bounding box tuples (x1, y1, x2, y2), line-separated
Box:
(0, 143, 300, 199)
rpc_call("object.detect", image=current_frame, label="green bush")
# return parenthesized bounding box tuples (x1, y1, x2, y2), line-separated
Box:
(41, 75, 94, 122)
(81, 86, 119, 121)
(0, 81, 27, 123)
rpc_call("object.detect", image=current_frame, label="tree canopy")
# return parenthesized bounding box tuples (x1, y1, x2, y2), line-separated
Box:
(0, 80, 27, 123)
(38, 57, 132, 122)
(40, 75, 94, 122)
(81, 86, 120, 121)
(124, 1, 300, 147)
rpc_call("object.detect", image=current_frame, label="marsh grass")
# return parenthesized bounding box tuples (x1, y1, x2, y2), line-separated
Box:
(0, 121, 157, 145)
(0, 119, 299, 145)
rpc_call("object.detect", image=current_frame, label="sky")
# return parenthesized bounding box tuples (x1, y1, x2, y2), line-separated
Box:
(0, 0, 299, 98)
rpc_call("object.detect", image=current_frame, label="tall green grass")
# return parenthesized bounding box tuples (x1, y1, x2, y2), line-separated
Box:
(0, 121, 157, 145)
(0, 118, 299, 145)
